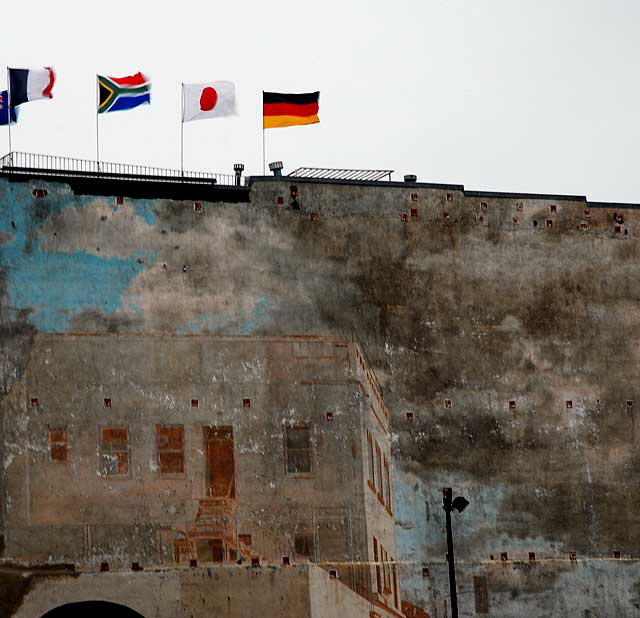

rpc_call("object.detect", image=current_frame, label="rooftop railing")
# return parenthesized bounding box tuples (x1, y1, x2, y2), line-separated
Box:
(0, 152, 238, 186)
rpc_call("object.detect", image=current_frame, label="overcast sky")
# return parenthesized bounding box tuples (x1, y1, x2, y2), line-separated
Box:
(3, 0, 640, 202)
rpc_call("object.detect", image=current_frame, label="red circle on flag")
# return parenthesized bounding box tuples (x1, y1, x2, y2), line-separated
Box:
(200, 87, 218, 111)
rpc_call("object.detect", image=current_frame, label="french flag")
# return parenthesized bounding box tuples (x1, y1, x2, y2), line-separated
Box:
(9, 67, 55, 106)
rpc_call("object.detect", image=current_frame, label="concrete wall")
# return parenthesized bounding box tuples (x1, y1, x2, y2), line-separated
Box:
(407, 558, 640, 618)
(3, 171, 640, 616)
(1, 335, 374, 568)
(309, 564, 400, 618)
(9, 565, 312, 618)
(8, 563, 403, 618)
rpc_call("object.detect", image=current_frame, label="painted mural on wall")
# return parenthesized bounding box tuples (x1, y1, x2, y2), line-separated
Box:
(3, 173, 640, 617)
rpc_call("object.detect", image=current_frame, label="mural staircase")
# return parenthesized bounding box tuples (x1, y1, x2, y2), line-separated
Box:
(186, 497, 252, 561)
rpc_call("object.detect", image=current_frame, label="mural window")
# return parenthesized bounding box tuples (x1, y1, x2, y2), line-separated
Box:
(382, 547, 391, 593)
(367, 431, 375, 489)
(384, 456, 392, 512)
(48, 428, 68, 463)
(373, 537, 382, 593)
(474, 575, 490, 614)
(392, 558, 399, 608)
(99, 426, 129, 477)
(294, 532, 315, 560)
(376, 443, 384, 503)
(285, 426, 312, 474)
(293, 341, 328, 358)
(157, 425, 185, 475)
(354, 560, 370, 598)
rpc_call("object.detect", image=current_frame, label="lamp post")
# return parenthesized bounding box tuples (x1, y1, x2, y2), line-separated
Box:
(442, 488, 469, 618)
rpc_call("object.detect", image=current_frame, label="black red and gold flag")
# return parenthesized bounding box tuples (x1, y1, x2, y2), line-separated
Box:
(263, 91, 320, 129)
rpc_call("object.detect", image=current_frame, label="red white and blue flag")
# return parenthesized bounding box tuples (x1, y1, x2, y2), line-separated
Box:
(0, 91, 19, 125)
(8, 67, 55, 106)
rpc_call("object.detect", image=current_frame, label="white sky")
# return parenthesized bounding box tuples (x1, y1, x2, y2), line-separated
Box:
(3, 0, 640, 202)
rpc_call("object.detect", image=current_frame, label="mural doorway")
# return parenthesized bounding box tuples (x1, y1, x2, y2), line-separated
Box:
(204, 426, 236, 500)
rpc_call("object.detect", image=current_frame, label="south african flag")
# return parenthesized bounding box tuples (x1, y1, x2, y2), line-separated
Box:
(98, 72, 151, 114)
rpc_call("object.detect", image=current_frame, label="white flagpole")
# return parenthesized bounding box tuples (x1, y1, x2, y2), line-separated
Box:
(95, 76, 100, 172)
(7, 68, 12, 159)
(262, 91, 265, 175)
(180, 82, 184, 177)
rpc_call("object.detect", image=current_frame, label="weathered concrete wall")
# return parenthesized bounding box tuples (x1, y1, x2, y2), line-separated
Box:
(404, 558, 640, 618)
(0, 335, 377, 565)
(9, 565, 312, 618)
(308, 564, 387, 618)
(8, 563, 401, 618)
(3, 171, 640, 616)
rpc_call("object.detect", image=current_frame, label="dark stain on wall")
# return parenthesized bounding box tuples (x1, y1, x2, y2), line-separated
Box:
(0, 271, 36, 399)
(484, 561, 572, 595)
(154, 201, 203, 234)
(0, 567, 77, 618)
(0, 572, 34, 618)
(630, 579, 640, 610)
(68, 309, 144, 334)
(269, 203, 640, 554)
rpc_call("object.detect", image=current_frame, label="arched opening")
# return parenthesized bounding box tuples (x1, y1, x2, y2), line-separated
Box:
(41, 601, 146, 618)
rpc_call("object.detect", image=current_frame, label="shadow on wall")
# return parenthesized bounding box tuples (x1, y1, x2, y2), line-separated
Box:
(41, 602, 145, 618)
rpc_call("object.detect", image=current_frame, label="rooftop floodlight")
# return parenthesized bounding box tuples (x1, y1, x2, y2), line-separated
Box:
(233, 163, 245, 187)
(452, 496, 470, 513)
(268, 161, 284, 177)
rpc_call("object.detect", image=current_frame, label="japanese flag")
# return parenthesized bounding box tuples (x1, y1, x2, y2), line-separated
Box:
(182, 81, 237, 122)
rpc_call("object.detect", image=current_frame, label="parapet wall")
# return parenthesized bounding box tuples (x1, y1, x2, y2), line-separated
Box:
(250, 175, 638, 230)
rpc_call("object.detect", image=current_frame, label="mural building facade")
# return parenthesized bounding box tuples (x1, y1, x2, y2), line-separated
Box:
(2, 159, 640, 616)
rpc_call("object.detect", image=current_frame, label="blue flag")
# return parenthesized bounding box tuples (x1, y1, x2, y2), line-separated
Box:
(0, 91, 18, 125)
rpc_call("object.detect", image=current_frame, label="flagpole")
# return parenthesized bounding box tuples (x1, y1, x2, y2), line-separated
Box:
(262, 91, 265, 175)
(180, 82, 184, 177)
(7, 68, 12, 159)
(95, 76, 100, 172)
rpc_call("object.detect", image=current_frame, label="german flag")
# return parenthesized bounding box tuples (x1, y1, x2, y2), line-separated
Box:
(263, 91, 320, 129)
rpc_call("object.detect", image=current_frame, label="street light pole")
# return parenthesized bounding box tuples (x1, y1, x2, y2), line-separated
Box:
(442, 488, 469, 618)
(443, 488, 459, 618)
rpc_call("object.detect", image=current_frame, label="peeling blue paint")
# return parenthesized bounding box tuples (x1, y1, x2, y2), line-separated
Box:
(177, 312, 232, 335)
(394, 472, 430, 602)
(132, 199, 157, 225)
(176, 297, 273, 335)
(239, 297, 271, 335)
(0, 181, 154, 332)
(7, 251, 148, 332)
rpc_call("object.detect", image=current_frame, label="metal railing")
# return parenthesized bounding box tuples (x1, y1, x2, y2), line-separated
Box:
(0, 152, 237, 186)
(289, 166, 393, 182)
